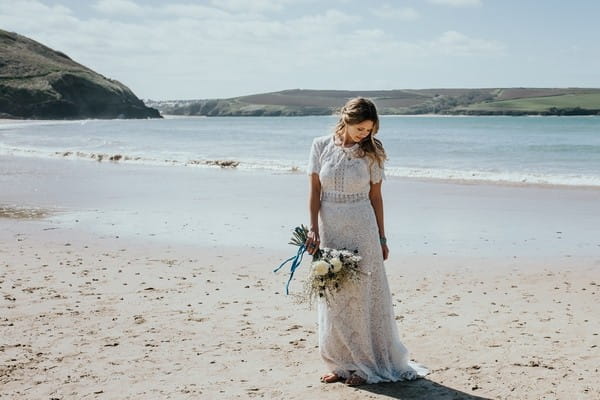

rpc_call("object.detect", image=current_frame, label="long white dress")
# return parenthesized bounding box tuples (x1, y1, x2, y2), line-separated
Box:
(307, 134, 428, 384)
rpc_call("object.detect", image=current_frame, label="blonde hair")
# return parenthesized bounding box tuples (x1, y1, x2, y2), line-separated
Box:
(334, 97, 387, 167)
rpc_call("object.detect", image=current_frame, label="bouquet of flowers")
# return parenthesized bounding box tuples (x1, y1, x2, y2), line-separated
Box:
(274, 225, 365, 306)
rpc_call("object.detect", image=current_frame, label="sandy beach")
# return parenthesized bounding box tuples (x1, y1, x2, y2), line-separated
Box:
(1, 155, 599, 399)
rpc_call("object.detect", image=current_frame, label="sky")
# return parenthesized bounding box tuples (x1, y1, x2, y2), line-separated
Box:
(1, 0, 599, 100)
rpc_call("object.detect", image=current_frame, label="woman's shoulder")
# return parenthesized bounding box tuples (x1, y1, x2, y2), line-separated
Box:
(313, 134, 333, 144)
(311, 134, 333, 149)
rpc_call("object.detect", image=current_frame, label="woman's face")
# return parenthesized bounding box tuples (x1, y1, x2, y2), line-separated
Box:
(345, 120, 374, 143)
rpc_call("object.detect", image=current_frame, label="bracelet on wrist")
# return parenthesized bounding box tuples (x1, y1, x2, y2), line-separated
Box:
(379, 236, 387, 245)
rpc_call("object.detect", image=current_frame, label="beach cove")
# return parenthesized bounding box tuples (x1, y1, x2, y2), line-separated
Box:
(1, 152, 599, 399)
(3, 0, 600, 396)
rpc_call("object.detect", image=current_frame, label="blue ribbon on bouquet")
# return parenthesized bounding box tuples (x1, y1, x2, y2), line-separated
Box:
(273, 244, 307, 295)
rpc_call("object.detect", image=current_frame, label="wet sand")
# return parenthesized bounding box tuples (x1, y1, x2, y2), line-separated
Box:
(1, 155, 599, 399)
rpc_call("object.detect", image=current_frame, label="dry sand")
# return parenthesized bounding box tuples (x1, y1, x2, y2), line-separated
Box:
(1, 156, 599, 399)
(2, 220, 598, 399)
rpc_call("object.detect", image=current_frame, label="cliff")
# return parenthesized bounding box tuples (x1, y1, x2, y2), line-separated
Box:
(0, 29, 160, 119)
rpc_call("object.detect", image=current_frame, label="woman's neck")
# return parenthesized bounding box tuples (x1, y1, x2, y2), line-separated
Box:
(341, 133, 357, 147)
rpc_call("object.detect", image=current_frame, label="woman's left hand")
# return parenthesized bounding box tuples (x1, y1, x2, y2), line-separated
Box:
(381, 243, 389, 260)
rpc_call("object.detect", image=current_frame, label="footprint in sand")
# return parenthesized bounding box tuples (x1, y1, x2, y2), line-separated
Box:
(286, 324, 302, 331)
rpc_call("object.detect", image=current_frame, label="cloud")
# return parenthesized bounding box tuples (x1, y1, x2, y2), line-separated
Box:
(371, 5, 419, 21)
(0, 0, 506, 98)
(209, 0, 293, 13)
(428, 0, 482, 7)
(292, 9, 359, 27)
(0, 0, 72, 16)
(428, 30, 504, 55)
(93, 0, 145, 16)
(0, 1, 78, 35)
(161, 4, 235, 20)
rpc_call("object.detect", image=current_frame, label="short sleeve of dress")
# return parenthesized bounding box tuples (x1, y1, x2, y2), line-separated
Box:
(369, 159, 386, 183)
(307, 138, 322, 175)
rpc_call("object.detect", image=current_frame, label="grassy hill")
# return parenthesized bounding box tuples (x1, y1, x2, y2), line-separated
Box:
(0, 29, 160, 119)
(148, 88, 600, 116)
(455, 92, 600, 115)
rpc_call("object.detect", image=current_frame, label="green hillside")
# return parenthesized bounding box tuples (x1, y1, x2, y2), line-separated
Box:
(456, 93, 600, 114)
(149, 88, 600, 116)
(0, 29, 160, 119)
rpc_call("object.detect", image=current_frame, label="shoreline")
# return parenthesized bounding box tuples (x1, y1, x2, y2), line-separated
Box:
(1, 152, 599, 191)
(2, 154, 599, 259)
(5, 114, 600, 123)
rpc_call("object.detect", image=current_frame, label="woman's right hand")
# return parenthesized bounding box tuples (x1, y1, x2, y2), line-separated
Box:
(305, 229, 320, 255)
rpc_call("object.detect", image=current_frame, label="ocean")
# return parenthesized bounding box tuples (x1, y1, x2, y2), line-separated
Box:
(1, 115, 599, 187)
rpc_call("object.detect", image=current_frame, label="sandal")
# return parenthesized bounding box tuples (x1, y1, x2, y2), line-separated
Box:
(345, 373, 367, 386)
(320, 372, 343, 383)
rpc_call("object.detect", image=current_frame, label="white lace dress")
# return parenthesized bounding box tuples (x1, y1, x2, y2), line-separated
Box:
(307, 134, 428, 384)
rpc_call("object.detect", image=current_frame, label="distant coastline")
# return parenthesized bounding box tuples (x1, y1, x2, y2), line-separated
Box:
(146, 88, 600, 117)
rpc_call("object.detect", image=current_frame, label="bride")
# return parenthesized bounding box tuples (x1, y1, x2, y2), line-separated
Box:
(304, 97, 428, 386)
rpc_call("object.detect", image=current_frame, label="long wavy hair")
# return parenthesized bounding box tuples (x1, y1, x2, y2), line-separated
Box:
(333, 97, 387, 167)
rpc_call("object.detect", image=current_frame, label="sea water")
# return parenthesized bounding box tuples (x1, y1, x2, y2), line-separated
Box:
(1, 115, 599, 187)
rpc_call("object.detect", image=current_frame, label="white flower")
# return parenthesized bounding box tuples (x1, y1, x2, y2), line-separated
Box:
(312, 260, 330, 276)
(330, 257, 343, 273)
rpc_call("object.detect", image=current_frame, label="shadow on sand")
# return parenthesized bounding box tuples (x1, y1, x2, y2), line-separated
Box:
(355, 378, 493, 400)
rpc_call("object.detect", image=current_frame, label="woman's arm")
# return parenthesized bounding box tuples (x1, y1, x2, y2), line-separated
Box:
(369, 181, 389, 260)
(306, 173, 321, 255)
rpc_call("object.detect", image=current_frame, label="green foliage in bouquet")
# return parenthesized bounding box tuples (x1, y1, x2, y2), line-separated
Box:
(275, 225, 367, 306)
(288, 224, 321, 260)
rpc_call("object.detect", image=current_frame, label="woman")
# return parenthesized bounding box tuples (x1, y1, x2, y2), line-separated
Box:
(305, 97, 428, 386)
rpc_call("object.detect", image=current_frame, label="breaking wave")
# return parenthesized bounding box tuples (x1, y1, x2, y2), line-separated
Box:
(1, 144, 598, 188)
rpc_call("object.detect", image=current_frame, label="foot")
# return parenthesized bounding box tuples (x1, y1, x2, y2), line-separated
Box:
(320, 372, 343, 383)
(345, 373, 367, 386)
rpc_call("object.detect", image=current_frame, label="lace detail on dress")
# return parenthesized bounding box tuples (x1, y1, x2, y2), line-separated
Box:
(369, 159, 385, 184)
(307, 134, 428, 384)
(322, 191, 369, 203)
(307, 137, 323, 175)
(333, 159, 345, 192)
